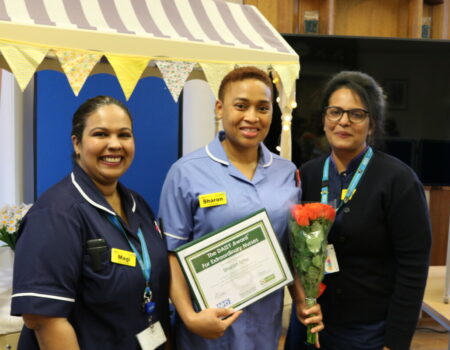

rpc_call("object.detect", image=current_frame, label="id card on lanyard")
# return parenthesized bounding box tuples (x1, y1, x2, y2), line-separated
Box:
(320, 147, 373, 274)
(105, 214, 167, 349)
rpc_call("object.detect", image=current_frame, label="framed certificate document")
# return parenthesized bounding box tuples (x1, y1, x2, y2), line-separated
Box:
(175, 209, 293, 311)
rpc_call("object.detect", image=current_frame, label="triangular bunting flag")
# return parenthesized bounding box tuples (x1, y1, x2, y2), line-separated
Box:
(0, 44, 48, 91)
(199, 63, 235, 100)
(155, 60, 196, 102)
(272, 63, 300, 101)
(106, 54, 149, 100)
(55, 49, 102, 96)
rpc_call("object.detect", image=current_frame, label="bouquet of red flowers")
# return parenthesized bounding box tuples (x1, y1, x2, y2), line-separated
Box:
(289, 202, 336, 344)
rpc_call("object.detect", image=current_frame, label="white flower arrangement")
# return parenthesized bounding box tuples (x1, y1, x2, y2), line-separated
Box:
(0, 203, 32, 250)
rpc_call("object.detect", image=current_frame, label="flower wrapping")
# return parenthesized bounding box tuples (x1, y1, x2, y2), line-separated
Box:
(289, 202, 336, 344)
(0, 204, 32, 250)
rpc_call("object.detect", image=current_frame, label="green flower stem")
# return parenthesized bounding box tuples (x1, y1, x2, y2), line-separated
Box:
(305, 297, 317, 345)
(0, 228, 16, 250)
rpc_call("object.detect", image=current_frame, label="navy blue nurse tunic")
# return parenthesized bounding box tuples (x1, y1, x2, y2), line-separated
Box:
(11, 165, 170, 350)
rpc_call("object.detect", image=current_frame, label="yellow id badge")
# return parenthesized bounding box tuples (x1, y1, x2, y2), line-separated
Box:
(341, 189, 356, 201)
(111, 248, 136, 267)
(198, 192, 227, 208)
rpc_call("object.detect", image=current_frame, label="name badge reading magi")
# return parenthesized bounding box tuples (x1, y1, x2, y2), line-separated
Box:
(111, 248, 136, 267)
(198, 192, 227, 208)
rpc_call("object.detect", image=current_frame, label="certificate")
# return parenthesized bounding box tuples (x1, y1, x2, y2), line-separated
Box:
(175, 209, 293, 311)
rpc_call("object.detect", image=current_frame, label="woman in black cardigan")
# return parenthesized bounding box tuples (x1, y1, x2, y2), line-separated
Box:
(285, 71, 431, 350)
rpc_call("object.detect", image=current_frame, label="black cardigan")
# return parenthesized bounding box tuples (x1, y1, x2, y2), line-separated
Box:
(299, 150, 432, 350)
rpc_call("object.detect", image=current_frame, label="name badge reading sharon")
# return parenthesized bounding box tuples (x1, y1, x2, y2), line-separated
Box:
(198, 192, 227, 208)
(111, 248, 136, 267)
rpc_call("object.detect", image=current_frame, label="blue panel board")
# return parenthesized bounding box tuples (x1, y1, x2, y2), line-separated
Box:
(35, 70, 179, 212)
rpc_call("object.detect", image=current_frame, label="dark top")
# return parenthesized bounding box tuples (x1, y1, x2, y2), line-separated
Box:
(299, 150, 431, 350)
(11, 165, 170, 350)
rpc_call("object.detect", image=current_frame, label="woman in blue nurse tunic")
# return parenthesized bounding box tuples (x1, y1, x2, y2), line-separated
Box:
(11, 96, 170, 350)
(158, 66, 323, 350)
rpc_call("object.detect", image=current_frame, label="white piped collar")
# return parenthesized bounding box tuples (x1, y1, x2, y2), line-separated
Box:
(205, 131, 273, 168)
(71, 172, 116, 215)
(71, 171, 137, 215)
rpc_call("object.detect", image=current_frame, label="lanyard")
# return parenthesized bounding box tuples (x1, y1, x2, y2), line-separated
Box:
(105, 214, 156, 320)
(321, 147, 373, 211)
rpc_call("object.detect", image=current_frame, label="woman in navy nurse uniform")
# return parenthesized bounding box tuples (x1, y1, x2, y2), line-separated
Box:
(11, 96, 170, 350)
(159, 66, 323, 350)
(284, 71, 432, 350)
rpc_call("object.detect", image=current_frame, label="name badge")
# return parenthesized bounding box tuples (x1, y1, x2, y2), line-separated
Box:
(136, 321, 167, 350)
(111, 248, 136, 267)
(198, 192, 227, 208)
(341, 189, 356, 201)
(325, 244, 339, 274)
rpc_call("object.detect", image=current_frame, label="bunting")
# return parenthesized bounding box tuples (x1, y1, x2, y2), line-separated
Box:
(0, 0, 300, 159)
(105, 55, 149, 100)
(199, 63, 236, 100)
(0, 44, 48, 91)
(0, 38, 300, 160)
(155, 60, 196, 102)
(0, 39, 300, 108)
(54, 50, 102, 96)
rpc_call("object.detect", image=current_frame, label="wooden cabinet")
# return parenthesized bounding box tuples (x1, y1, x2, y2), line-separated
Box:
(0, 332, 19, 350)
(427, 187, 450, 265)
(245, 0, 450, 39)
(423, 0, 450, 38)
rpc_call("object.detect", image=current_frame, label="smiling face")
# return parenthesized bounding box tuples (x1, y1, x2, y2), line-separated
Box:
(324, 87, 372, 158)
(216, 78, 272, 154)
(72, 104, 135, 188)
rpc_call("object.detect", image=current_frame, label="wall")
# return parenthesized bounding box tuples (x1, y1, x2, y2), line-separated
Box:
(245, 0, 450, 39)
(0, 71, 216, 214)
(35, 71, 179, 213)
(182, 80, 216, 156)
(0, 71, 26, 207)
(357, 48, 450, 140)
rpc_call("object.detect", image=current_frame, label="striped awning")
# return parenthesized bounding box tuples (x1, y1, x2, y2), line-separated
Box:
(0, 0, 299, 158)
(0, 0, 299, 96)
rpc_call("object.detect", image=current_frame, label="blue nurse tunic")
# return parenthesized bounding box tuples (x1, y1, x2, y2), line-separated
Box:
(11, 165, 170, 350)
(159, 131, 300, 350)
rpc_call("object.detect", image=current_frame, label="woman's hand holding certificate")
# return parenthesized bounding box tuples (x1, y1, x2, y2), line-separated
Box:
(175, 210, 293, 312)
(184, 308, 243, 339)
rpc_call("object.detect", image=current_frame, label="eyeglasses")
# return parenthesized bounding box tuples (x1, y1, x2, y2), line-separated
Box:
(324, 106, 369, 124)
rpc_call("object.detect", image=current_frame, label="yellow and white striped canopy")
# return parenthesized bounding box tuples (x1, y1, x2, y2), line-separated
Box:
(0, 0, 299, 158)
(0, 0, 299, 99)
